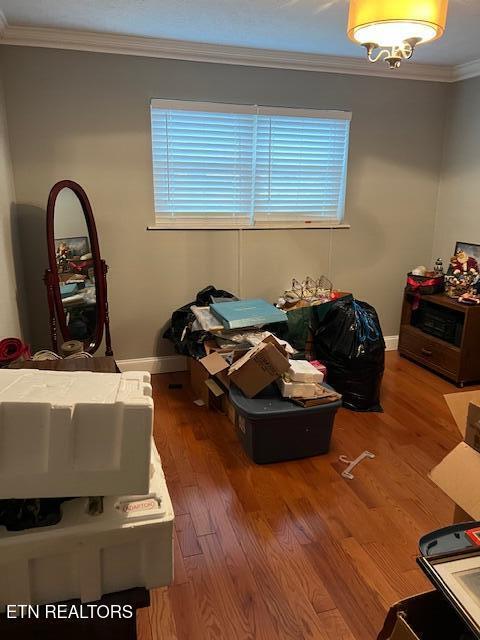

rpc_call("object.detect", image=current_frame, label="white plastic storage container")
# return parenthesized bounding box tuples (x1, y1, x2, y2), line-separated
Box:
(0, 369, 153, 498)
(0, 442, 174, 611)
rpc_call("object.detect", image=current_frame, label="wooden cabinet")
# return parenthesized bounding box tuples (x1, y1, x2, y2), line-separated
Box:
(399, 291, 480, 386)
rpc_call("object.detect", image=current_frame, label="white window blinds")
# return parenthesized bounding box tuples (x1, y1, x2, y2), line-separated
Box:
(150, 100, 351, 226)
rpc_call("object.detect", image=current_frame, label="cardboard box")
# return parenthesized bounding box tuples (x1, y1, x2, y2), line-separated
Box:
(189, 358, 210, 405)
(221, 394, 237, 426)
(430, 391, 480, 522)
(189, 353, 229, 406)
(228, 336, 290, 399)
(188, 355, 237, 424)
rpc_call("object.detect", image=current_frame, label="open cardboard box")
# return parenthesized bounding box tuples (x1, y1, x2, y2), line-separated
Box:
(189, 334, 290, 416)
(188, 353, 237, 423)
(430, 390, 480, 522)
(189, 352, 228, 407)
(227, 334, 290, 399)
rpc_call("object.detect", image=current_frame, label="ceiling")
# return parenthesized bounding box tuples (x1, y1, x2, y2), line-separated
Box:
(1, 0, 480, 67)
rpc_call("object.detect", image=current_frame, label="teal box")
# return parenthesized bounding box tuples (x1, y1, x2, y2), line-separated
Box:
(210, 299, 287, 330)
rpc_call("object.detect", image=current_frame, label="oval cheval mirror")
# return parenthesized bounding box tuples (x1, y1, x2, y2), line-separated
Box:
(44, 180, 113, 356)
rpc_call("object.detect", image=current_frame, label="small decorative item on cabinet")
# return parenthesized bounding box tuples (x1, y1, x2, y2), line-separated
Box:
(445, 242, 480, 299)
(406, 271, 444, 296)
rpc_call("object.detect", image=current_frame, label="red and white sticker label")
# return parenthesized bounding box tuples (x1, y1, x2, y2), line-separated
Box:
(118, 498, 159, 516)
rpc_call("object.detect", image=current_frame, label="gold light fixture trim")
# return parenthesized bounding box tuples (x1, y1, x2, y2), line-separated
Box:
(347, 0, 449, 69)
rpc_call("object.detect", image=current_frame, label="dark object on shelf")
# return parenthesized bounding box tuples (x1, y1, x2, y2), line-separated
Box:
(229, 382, 341, 464)
(0, 588, 149, 640)
(312, 298, 385, 412)
(163, 285, 237, 359)
(411, 300, 464, 347)
(406, 272, 445, 296)
(399, 292, 480, 386)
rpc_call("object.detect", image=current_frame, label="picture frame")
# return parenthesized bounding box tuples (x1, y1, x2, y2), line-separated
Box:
(54, 236, 91, 259)
(446, 241, 480, 277)
(454, 241, 480, 264)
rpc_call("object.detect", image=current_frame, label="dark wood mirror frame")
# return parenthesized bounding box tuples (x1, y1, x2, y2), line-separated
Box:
(44, 180, 113, 356)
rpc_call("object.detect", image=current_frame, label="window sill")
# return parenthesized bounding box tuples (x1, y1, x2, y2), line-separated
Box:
(147, 222, 351, 231)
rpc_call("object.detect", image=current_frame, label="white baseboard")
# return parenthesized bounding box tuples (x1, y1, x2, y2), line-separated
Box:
(384, 335, 399, 351)
(116, 355, 188, 374)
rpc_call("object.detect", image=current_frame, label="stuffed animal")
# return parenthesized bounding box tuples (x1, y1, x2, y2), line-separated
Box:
(450, 249, 479, 275)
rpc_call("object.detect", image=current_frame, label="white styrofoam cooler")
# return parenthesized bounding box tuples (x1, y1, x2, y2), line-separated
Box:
(0, 369, 153, 498)
(0, 442, 174, 611)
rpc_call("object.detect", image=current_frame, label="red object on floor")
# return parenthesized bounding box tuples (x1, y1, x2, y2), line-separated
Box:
(0, 338, 30, 366)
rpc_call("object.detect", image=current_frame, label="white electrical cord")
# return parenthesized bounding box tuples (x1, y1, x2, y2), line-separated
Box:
(32, 350, 62, 361)
(65, 352, 93, 359)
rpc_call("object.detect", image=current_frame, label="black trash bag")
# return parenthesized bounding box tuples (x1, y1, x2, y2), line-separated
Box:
(313, 298, 385, 412)
(163, 285, 237, 359)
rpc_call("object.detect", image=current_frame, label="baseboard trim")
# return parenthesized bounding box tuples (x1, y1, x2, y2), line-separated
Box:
(118, 337, 398, 373)
(385, 335, 399, 351)
(117, 355, 188, 374)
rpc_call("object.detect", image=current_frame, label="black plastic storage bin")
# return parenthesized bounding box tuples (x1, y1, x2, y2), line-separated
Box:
(229, 383, 342, 464)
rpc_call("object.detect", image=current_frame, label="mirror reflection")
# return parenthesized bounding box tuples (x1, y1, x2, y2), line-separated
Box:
(53, 188, 97, 343)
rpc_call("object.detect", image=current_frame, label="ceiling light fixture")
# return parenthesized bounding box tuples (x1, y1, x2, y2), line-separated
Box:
(347, 0, 449, 69)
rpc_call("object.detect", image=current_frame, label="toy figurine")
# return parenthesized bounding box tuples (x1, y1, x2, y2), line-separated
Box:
(449, 249, 479, 275)
(434, 258, 444, 275)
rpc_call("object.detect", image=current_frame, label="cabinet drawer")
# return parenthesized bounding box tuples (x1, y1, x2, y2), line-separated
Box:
(399, 325, 461, 375)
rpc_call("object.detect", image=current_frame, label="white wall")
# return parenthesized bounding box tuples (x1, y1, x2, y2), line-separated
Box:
(0, 47, 449, 358)
(432, 76, 480, 266)
(0, 65, 21, 338)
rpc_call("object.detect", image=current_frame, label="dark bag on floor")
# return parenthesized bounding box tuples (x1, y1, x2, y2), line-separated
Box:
(313, 298, 385, 412)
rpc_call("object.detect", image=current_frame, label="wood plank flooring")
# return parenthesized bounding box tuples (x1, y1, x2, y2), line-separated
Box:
(138, 351, 472, 640)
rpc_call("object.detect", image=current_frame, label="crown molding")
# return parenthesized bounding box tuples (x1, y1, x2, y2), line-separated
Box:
(0, 11, 8, 36)
(453, 58, 480, 82)
(0, 24, 458, 82)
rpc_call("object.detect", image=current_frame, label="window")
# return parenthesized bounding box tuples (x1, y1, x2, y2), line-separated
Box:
(150, 100, 351, 228)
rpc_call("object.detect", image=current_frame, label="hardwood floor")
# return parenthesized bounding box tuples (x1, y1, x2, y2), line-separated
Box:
(138, 351, 471, 640)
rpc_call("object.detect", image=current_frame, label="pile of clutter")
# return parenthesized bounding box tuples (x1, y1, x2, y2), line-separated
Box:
(0, 368, 173, 611)
(195, 328, 340, 408)
(166, 283, 385, 413)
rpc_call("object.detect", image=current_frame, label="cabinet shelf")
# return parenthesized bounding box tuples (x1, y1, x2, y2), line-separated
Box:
(399, 291, 480, 386)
